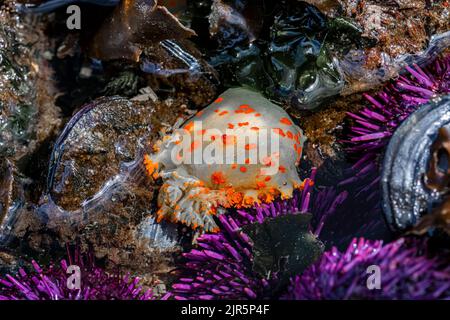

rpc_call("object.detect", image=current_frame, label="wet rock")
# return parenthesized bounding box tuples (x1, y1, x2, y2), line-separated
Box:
(0, 248, 22, 276)
(209, 0, 264, 48)
(303, 0, 340, 15)
(141, 39, 220, 108)
(0, 159, 28, 243)
(0, 9, 61, 161)
(17, 0, 120, 14)
(326, 0, 450, 95)
(88, 0, 196, 62)
(0, 159, 15, 228)
(0, 7, 60, 249)
(207, 0, 450, 109)
(83, 0, 219, 108)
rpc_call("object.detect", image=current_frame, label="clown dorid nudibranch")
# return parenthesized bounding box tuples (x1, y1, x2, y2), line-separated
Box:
(144, 87, 307, 232)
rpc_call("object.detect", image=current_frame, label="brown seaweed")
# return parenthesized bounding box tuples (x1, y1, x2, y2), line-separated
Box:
(89, 0, 196, 62)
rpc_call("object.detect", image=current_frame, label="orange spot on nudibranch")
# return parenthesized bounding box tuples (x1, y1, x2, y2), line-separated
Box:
(245, 143, 257, 150)
(219, 110, 229, 116)
(240, 166, 247, 173)
(238, 122, 249, 127)
(231, 164, 238, 169)
(279, 166, 286, 173)
(280, 117, 293, 126)
(254, 113, 261, 117)
(228, 123, 235, 129)
(215, 97, 223, 103)
(273, 128, 286, 137)
(236, 105, 255, 114)
(287, 131, 294, 139)
(251, 127, 260, 131)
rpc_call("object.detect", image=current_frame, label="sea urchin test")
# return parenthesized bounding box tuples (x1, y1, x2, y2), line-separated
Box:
(144, 87, 306, 232)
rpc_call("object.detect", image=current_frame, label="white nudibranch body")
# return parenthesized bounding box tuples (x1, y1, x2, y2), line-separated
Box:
(144, 87, 306, 232)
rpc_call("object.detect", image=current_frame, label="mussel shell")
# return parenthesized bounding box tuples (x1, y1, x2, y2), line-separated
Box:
(381, 95, 450, 231)
(47, 96, 157, 211)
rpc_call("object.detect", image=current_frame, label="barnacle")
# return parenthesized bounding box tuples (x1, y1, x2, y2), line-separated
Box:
(145, 87, 306, 232)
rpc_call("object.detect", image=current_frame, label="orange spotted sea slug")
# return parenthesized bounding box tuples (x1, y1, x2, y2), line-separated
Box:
(144, 87, 306, 232)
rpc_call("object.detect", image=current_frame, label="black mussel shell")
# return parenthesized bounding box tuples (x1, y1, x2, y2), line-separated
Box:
(382, 94, 450, 231)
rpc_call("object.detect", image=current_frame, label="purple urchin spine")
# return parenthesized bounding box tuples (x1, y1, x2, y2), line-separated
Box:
(0, 246, 163, 300)
(282, 237, 450, 300)
(345, 54, 449, 160)
(170, 169, 354, 300)
(171, 170, 318, 300)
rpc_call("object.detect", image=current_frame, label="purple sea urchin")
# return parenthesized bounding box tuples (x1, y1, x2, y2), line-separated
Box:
(171, 171, 351, 300)
(340, 54, 450, 232)
(171, 172, 318, 300)
(283, 237, 450, 300)
(345, 54, 450, 161)
(0, 247, 158, 300)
